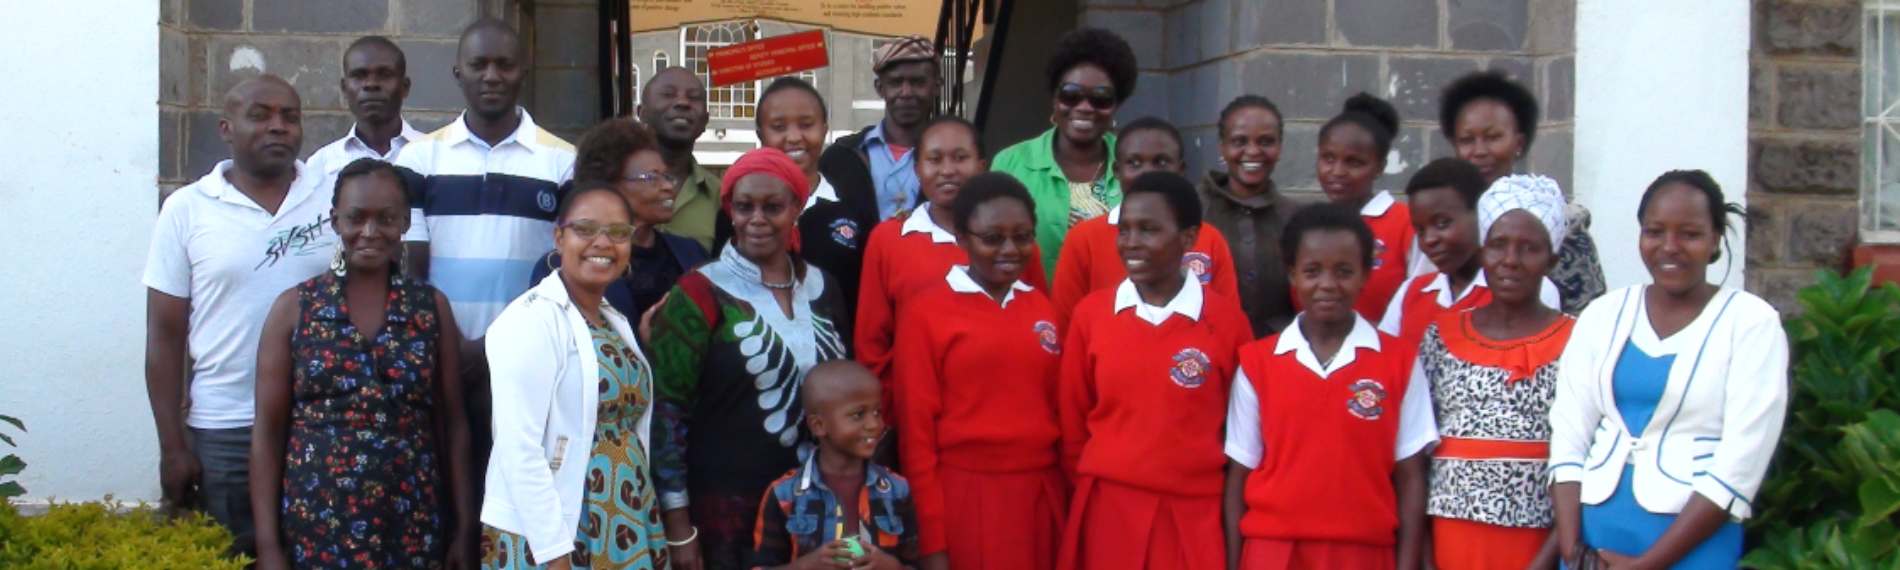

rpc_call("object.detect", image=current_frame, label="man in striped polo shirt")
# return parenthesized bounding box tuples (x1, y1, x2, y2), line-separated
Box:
(395, 18, 575, 479)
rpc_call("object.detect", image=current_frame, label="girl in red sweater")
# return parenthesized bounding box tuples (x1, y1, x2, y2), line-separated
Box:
(1315, 93, 1427, 322)
(892, 173, 1066, 570)
(1058, 171, 1254, 570)
(1222, 203, 1434, 570)
(1051, 118, 1239, 327)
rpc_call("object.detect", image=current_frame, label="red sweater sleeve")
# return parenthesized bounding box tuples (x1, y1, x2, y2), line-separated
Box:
(892, 302, 949, 555)
(1057, 299, 1098, 480)
(1050, 227, 1094, 330)
(854, 224, 900, 380)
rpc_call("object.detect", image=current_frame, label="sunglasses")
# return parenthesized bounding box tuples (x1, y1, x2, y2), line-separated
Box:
(562, 220, 638, 243)
(623, 170, 682, 187)
(1055, 83, 1117, 110)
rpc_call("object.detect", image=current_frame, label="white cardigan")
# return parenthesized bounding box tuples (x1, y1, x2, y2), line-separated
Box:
(480, 272, 652, 563)
(1547, 286, 1787, 520)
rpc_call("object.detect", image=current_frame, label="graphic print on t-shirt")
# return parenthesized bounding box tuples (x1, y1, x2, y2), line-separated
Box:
(257, 213, 333, 270)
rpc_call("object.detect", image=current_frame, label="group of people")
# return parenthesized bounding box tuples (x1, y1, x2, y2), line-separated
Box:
(141, 16, 1789, 570)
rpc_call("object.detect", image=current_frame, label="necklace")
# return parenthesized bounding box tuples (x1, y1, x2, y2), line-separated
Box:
(761, 277, 796, 290)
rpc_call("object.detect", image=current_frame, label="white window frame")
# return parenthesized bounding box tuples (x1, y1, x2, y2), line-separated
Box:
(631, 63, 641, 103)
(654, 51, 668, 72)
(1866, 1, 1900, 242)
(682, 20, 761, 120)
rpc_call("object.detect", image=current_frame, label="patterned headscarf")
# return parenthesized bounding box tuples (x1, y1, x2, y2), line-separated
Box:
(1478, 174, 1568, 249)
(721, 147, 812, 251)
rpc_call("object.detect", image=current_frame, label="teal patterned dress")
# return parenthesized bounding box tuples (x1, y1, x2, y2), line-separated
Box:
(481, 321, 669, 570)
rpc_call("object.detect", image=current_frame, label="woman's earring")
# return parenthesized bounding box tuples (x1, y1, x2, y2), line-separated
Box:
(330, 242, 347, 277)
(397, 241, 409, 275)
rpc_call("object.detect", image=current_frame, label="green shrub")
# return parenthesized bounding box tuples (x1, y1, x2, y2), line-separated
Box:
(1744, 268, 1900, 568)
(0, 414, 22, 500)
(0, 499, 250, 569)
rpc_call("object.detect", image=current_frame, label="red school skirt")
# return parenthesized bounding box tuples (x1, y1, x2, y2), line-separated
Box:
(938, 465, 1068, 570)
(1238, 538, 1394, 570)
(1057, 476, 1223, 570)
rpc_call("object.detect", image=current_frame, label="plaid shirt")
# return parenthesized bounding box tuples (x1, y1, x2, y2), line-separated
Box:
(751, 454, 921, 568)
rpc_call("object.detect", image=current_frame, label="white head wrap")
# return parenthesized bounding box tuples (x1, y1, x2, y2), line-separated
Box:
(1478, 174, 1568, 248)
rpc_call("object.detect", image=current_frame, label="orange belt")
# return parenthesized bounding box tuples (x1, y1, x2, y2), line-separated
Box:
(1434, 437, 1550, 461)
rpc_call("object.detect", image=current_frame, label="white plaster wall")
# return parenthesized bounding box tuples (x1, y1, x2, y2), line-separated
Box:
(0, 1, 161, 503)
(1575, 0, 1752, 291)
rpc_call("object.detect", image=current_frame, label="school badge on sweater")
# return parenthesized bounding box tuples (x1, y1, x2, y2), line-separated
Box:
(1170, 348, 1211, 388)
(1346, 379, 1388, 420)
(1034, 321, 1061, 355)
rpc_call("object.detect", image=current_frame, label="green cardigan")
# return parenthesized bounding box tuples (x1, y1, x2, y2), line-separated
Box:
(991, 128, 1120, 282)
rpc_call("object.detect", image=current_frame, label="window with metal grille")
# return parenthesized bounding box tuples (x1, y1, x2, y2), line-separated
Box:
(682, 21, 758, 119)
(1866, 1, 1900, 241)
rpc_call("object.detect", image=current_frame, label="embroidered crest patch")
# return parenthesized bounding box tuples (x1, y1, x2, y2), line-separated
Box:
(1182, 251, 1214, 284)
(1034, 320, 1060, 355)
(1371, 238, 1388, 269)
(1169, 348, 1211, 388)
(1346, 379, 1388, 420)
(830, 218, 860, 248)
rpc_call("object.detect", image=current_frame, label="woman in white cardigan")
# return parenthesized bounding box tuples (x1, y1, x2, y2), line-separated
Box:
(480, 182, 669, 570)
(1548, 170, 1787, 569)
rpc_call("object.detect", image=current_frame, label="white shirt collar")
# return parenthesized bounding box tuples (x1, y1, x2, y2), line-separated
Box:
(900, 204, 957, 244)
(444, 107, 542, 153)
(1106, 205, 1121, 225)
(1112, 272, 1203, 326)
(802, 175, 837, 211)
(327, 120, 425, 172)
(1420, 271, 1489, 308)
(945, 265, 1035, 307)
(1273, 314, 1384, 378)
(1360, 190, 1397, 217)
(196, 159, 319, 213)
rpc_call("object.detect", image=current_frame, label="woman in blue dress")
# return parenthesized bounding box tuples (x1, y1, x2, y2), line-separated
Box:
(1547, 170, 1788, 569)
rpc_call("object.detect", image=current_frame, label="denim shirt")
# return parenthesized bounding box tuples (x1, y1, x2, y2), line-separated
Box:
(751, 454, 921, 568)
(860, 121, 919, 220)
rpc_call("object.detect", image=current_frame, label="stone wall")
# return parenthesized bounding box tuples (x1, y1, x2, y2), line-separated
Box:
(1747, 0, 1862, 311)
(1077, 0, 1575, 198)
(158, 0, 603, 196)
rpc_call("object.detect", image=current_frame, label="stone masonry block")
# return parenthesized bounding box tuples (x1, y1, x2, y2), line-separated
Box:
(1527, 0, 1575, 53)
(1777, 66, 1860, 130)
(1338, 0, 1438, 48)
(408, 110, 459, 133)
(1450, 0, 1530, 51)
(1750, 62, 1773, 123)
(1166, 2, 1202, 68)
(1081, 9, 1164, 71)
(1749, 269, 1813, 315)
(188, 0, 243, 31)
(184, 110, 227, 179)
(1744, 196, 1784, 266)
(160, 109, 183, 181)
(1486, 56, 1533, 89)
(1183, 125, 1219, 181)
(1388, 57, 1482, 123)
(1764, 0, 1858, 57)
(161, 29, 190, 105)
(398, 0, 480, 36)
(210, 37, 348, 111)
(1118, 71, 1172, 123)
(1276, 122, 1322, 192)
(536, 5, 597, 69)
(1200, 0, 1234, 63)
(1238, 53, 1382, 120)
(254, 0, 391, 34)
(1542, 56, 1574, 121)
(532, 68, 601, 132)
(1236, 0, 1326, 48)
(161, 0, 179, 25)
(1791, 199, 1858, 267)
(1529, 127, 1572, 193)
(1168, 63, 1220, 128)
(1754, 138, 1857, 195)
(1384, 126, 1431, 187)
(397, 39, 464, 112)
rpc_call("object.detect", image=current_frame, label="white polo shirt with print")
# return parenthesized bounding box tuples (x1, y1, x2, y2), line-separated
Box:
(142, 159, 337, 430)
(395, 108, 575, 340)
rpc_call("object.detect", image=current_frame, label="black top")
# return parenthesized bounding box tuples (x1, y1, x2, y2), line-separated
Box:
(798, 125, 882, 325)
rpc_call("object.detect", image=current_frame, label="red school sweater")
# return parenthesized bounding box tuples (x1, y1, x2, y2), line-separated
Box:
(1358, 202, 1414, 323)
(1387, 272, 1493, 350)
(854, 217, 1047, 382)
(1050, 215, 1241, 329)
(891, 283, 1064, 554)
(1057, 288, 1253, 496)
(1235, 332, 1414, 545)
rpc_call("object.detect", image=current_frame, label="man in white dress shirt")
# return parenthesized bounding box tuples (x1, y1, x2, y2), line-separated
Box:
(306, 36, 423, 174)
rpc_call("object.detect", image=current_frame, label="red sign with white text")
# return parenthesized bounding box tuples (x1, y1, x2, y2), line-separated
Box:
(706, 30, 829, 88)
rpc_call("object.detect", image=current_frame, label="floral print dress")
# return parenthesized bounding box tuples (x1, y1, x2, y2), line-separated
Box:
(481, 321, 670, 570)
(284, 271, 444, 568)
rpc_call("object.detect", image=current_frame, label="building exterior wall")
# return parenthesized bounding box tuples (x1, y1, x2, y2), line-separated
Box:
(1076, 0, 1576, 199)
(1746, 0, 1861, 311)
(0, 0, 162, 504)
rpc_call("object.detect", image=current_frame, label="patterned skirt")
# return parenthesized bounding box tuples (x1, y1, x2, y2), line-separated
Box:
(479, 439, 670, 570)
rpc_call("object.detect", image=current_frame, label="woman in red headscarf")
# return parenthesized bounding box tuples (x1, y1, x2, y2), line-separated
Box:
(646, 147, 854, 570)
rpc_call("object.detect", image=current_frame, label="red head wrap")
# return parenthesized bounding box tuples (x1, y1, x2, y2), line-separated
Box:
(720, 147, 813, 251)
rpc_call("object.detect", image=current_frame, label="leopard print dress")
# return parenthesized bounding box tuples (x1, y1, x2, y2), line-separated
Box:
(1419, 317, 1571, 528)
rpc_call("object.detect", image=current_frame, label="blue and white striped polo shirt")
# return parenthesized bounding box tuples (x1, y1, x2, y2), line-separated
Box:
(397, 108, 575, 340)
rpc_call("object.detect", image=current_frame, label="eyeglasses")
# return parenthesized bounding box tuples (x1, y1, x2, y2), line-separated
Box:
(561, 220, 638, 243)
(623, 170, 681, 187)
(1055, 83, 1117, 110)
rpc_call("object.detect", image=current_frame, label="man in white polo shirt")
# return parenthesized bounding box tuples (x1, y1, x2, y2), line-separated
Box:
(395, 18, 574, 482)
(306, 36, 423, 175)
(143, 75, 334, 556)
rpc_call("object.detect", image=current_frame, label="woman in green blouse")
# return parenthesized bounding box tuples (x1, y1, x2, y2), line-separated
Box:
(991, 27, 1140, 281)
